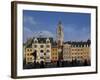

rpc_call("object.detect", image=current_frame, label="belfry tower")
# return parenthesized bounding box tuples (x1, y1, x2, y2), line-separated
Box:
(56, 21, 64, 61)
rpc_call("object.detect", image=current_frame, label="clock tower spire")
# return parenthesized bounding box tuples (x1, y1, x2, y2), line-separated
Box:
(56, 21, 64, 46)
(56, 21, 64, 61)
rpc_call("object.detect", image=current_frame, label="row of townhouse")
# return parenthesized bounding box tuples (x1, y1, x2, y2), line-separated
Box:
(24, 37, 90, 64)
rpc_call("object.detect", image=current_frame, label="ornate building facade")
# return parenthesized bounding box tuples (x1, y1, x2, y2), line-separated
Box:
(63, 40, 91, 63)
(63, 43, 71, 61)
(51, 42, 58, 62)
(25, 38, 52, 64)
(24, 21, 91, 65)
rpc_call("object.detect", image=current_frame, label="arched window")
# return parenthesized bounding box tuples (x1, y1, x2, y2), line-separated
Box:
(34, 45, 37, 48)
(44, 53, 46, 55)
(34, 38, 38, 43)
(47, 50, 50, 53)
(46, 57, 49, 59)
(34, 40, 38, 43)
(34, 50, 37, 52)
(40, 45, 44, 48)
(40, 50, 44, 53)
(47, 41, 50, 43)
(46, 45, 50, 48)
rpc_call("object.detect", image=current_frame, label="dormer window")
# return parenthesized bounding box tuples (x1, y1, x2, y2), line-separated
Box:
(46, 41, 50, 43)
(46, 38, 50, 43)
(34, 38, 38, 43)
(34, 40, 38, 43)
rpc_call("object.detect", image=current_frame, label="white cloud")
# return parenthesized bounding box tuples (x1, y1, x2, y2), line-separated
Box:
(63, 24, 90, 41)
(32, 30, 54, 38)
(24, 15, 36, 26)
(23, 28, 54, 43)
(23, 27, 33, 43)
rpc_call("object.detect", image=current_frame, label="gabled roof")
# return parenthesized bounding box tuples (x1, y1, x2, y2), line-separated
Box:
(32, 37, 53, 43)
(64, 39, 91, 47)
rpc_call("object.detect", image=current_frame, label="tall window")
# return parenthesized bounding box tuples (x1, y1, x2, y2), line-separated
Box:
(27, 49, 29, 51)
(34, 40, 38, 43)
(47, 41, 50, 43)
(30, 49, 32, 51)
(47, 50, 50, 53)
(34, 45, 37, 48)
(40, 45, 44, 48)
(46, 57, 49, 59)
(47, 45, 50, 48)
(40, 50, 44, 53)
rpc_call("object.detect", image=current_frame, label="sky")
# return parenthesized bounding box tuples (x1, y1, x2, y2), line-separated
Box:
(23, 10, 91, 43)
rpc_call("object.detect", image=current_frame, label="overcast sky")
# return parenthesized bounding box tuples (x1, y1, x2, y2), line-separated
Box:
(23, 10, 91, 43)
